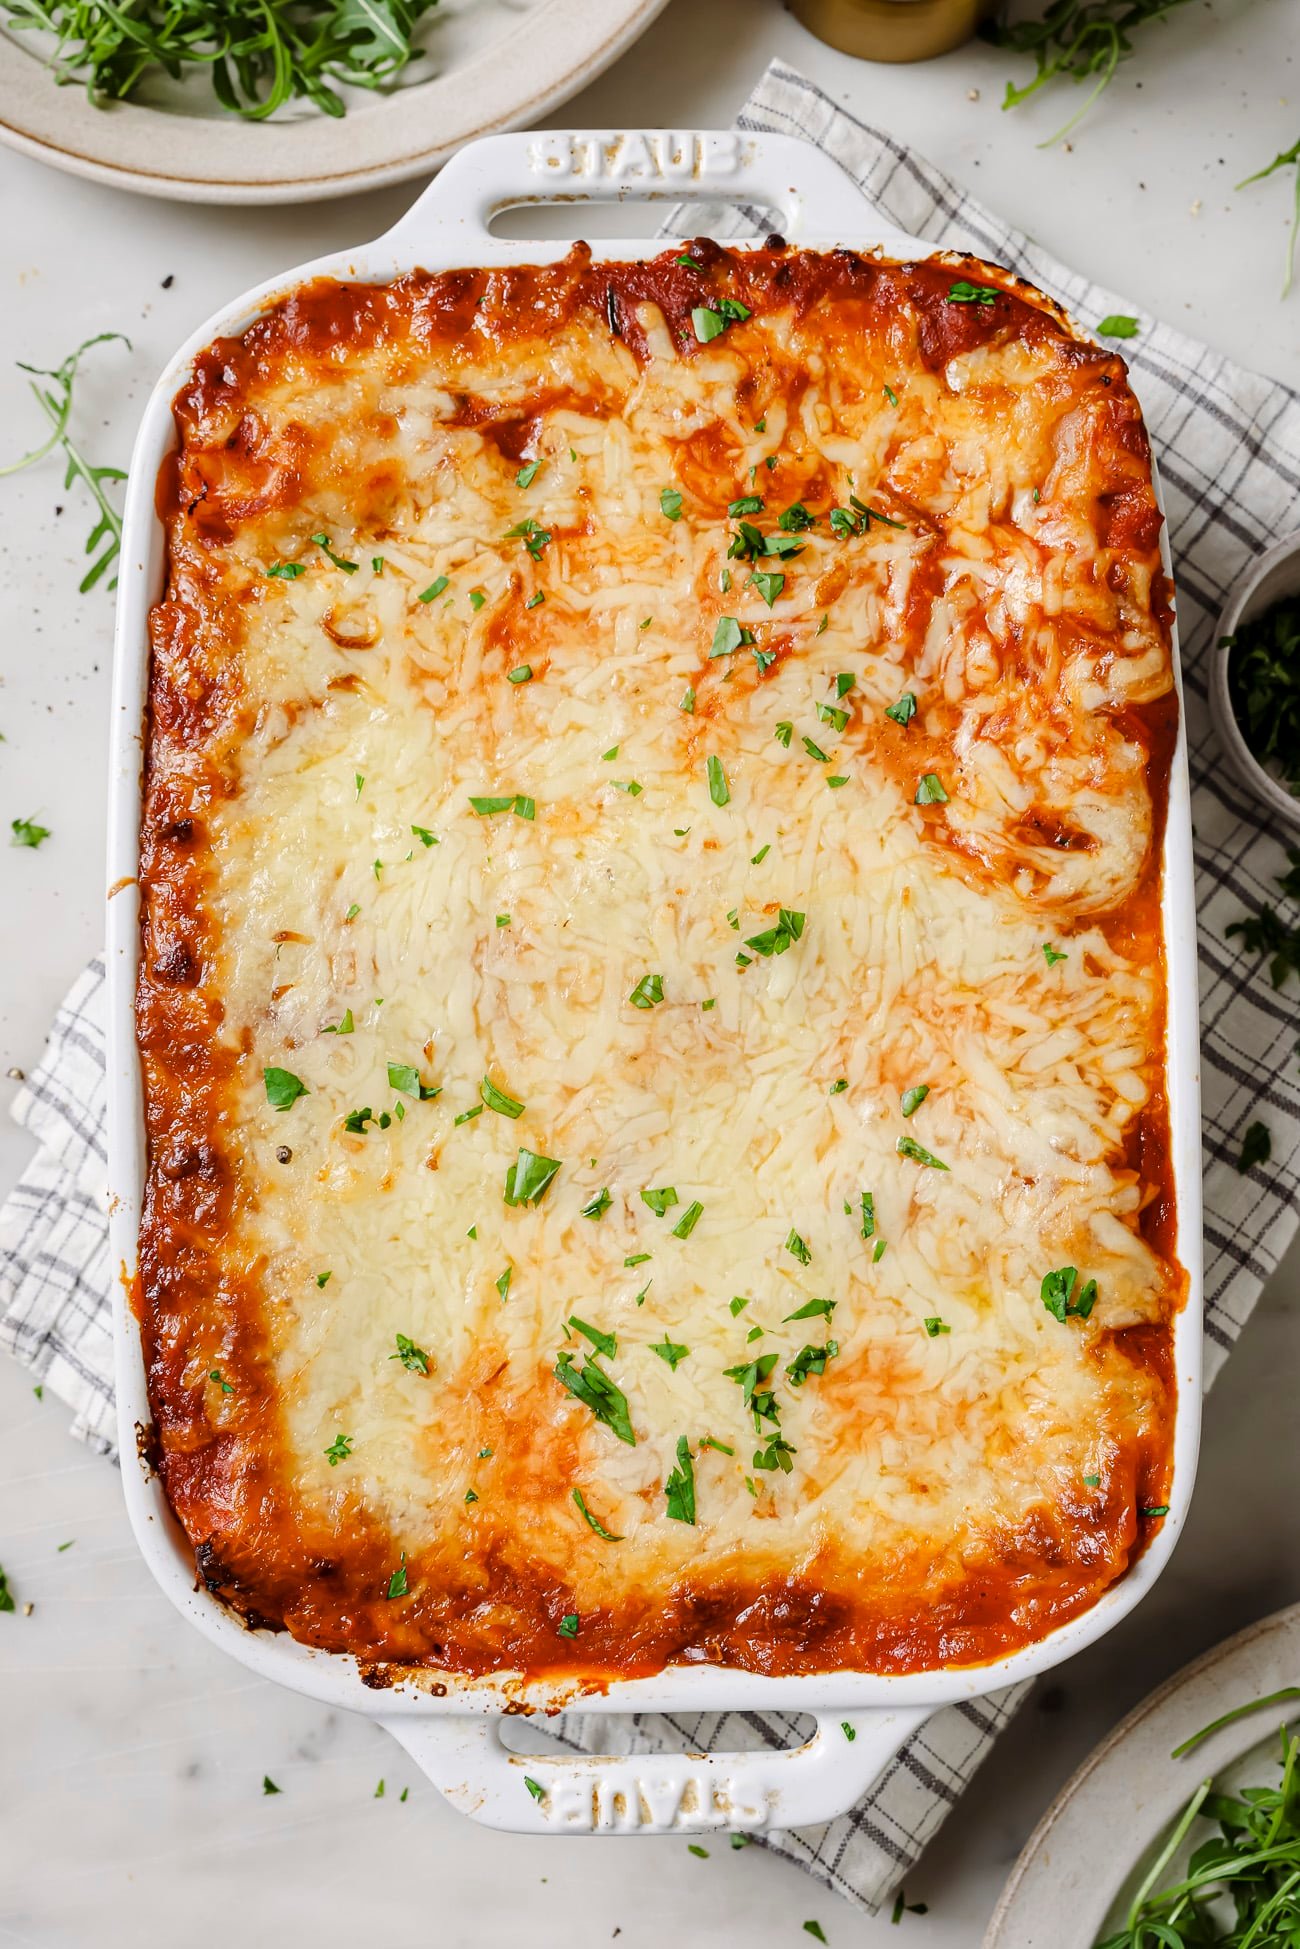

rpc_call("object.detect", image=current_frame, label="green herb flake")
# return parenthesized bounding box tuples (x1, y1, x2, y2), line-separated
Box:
(1238, 1120, 1271, 1173)
(687, 1844, 710, 1859)
(453, 1105, 483, 1126)
(897, 1135, 949, 1171)
(1097, 314, 1140, 339)
(264, 1066, 308, 1112)
(385, 1554, 408, 1600)
(267, 561, 305, 581)
(555, 1349, 635, 1445)
(650, 1337, 690, 1371)
(324, 1432, 353, 1465)
(316, 1271, 332, 1288)
(803, 1926, 828, 1944)
(784, 1297, 836, 1323)
(388, 1061, 438, 1100)
(507, 664, 533, 684)
(786, 1340, 839, 1384)
(785, 1228, 812, 1266)
(706, 755, 730, 806)
(710, 615, 751, 659)
(1040, 1266, 1098, 1323)
(1083, 1473, 1102, 1488)
(469, 589, 486, 611)
(884, 384, 900, 406)
(572, 1488, 622, 1541)
(569, 1315, 617, 1359)
(947, 280, 999, 305)
(641, 1186, 679, 1217)
(679, 685, 696, 714)
(262, 1776, 281, 1794)
(729, 1296, 750, 1317)
(503, 1147, 561, 1207)
(671, 1199, 704, 1239)
(923, 1317, 950, 1338)
(612, 779, 643, 797)
(524, 591, 544, 610)
(480, 1076, 525, 1119)
(665, 1435, 697, 1523)
(418, 575, 449, 603)
(524, 1776, 545, 1802)
(745, 907, 806, 958)
(774, 721, 793, 748)
(1042, 941, 1068, 966)
(660, 487, 683, 521)
(816, 701, 849, 733)
(580, 1188, 612, 1220)
(914, 772, 949, 804)
(901, 1084, 930, 1117)
(885, 692, 917, 727)
(311, 533, 358, 573)
(323, 1008, 354, 1036)
(515, 459, 542, 489)
(390, 1333, 430, 1375)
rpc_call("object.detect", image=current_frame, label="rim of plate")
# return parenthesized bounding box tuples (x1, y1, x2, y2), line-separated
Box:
(0, 0, 669, 205)
(983, 1601, 1300, 1949)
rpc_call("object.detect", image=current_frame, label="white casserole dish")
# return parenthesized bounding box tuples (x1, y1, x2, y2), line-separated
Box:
(105, 128, 1204, 1837)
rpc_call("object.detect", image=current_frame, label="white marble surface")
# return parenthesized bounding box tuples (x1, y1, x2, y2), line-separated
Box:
(1, 0, 1298, 1940)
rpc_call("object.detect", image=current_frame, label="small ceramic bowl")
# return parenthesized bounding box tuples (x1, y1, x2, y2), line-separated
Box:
(1208, 531, 1300, 836)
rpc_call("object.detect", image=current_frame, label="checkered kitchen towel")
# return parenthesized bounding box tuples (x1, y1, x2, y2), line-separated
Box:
(4, 60, 1300, 1917)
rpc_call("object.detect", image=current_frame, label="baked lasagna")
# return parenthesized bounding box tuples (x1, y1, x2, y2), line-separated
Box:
(137, 240, 1184, 1682)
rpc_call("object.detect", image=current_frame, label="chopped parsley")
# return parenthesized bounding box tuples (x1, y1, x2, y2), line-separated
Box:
(524, 1776, 545, 1803)
(507, 664, 533, 684)
(503, 1148, 561, 1206)
(745, 907, 805, 957)
(710, 615, 752, 658)
(753, 1434, 796, 1473)
(923, 1317, 950, 1337)
(706, 755, 730, 806)
(411, 824, 438, 846)
(266, 561, 305, 580)
(480, 1076, 525, 1119)
(1097, 313, 1140, 338)
(897, 1135, 949, 1171)
(672, 1200, 704, 1239)
(417, 575, 449, 603)
(572, 1488, 622, 1541)
(914, 773, 949, 805)
(208, 1368, 233, 1394)
(660, 487, 683, 521)
(468, 793, 534, 820)
(883, 384, 899, 406)
(515, 459, 543, 489)
(650, 1336, 690, 1370)
(947, 280, 1000, 304)
(729, 495, 764, 518)
(324, 1433, 353, 1465)
(629, 972, 664, 1009)
(785, 1228, 812, 1265)
(780, 501, 816, 532)
(642, 1186, 679, 1216)
(829, 494, 905, 538)
(784, 1297, 836, 1322)
(1040, 1266, 1098, 1323)
(390, 1333, 430, 1375)
(311, 532, 358, 573)
(264, 1066, 308, 1111)
(804, 1925, 828, 1944)
(385, 1554, 408, 1600)
(900, 1085, 930, 1117)
(10, 811, 52, 851)
(316, 1271, 331, 1288)
(494, 1265, 512, 1304)
(323, 1009, 354, 1036)
(691, 297, 750, 343)
(816, 701, 849, 732)
(1042, 941, 1068, 966)
(664, 1435, 697, 1523)
(786, 1340, 838, 1383)
(679, 685, 696, 714)
(569, 1315, 617, 1359)
(453, 1105, 483, 1126)
(524, 592, 544, 610)
(555, 1350, 635, 1445)
(580, 1188, 612, 1220)
(858, 1191, 876, 1240)
(388, 1061, 439, 1100)
(469, 589, 486, 611)
(774, 721, 793, 748)
(885, 692, 917, 727)
(802, 736, 828, 762)
(749, 568, 784, 607)
(504, 517, 551, 560)
(1238, 1120, 1272, 1172)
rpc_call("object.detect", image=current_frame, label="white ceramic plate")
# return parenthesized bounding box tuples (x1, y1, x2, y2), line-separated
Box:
(984, 1601, 1300, 1948)
(0, 0, 668, 204)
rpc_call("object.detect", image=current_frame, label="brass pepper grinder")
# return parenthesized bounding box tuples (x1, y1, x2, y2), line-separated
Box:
(789, 0, 995, 61)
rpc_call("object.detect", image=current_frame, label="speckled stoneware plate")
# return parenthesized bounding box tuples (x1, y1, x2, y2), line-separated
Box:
(0, 0, 667, 204)
(984, 1602, 1300, 1949)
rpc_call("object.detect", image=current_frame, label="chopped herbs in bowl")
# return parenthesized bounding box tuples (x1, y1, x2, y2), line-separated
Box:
(1210, 541, 1300, 836)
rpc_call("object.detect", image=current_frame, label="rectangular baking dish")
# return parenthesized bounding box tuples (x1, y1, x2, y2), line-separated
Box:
(105, 127, 1203, 1837)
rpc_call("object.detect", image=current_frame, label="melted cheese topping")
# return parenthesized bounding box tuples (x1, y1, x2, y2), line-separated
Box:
(138, 245, 1182, 1679)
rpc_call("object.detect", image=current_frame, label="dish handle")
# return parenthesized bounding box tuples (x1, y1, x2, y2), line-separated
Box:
(380, 1704, 929, 1834)
(381, 128, 909, 252)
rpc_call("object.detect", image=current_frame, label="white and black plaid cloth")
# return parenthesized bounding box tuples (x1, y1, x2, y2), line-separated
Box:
(3, 61, 1298, 1916)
